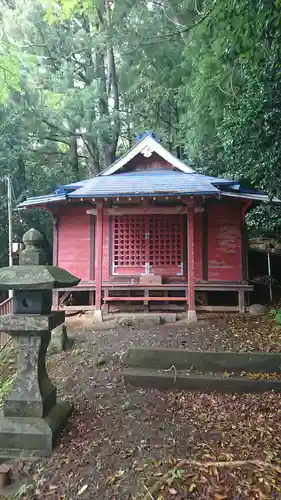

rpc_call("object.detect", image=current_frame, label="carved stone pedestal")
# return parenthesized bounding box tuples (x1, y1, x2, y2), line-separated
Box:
(0, 312, 72, 458)
(0, 228, 80, 459)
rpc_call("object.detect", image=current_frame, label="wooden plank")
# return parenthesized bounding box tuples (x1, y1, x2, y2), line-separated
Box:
(89, 290, 95, 306)
(95, 202, 103, 312)
(150, 303, 184, 311)
(196, 305, 239, 312)
(104, 296, 188, 301)
(54, 283, 253, 293)
(195, 284, 253, 291)
(139, 275, 162, 285)
(61, 305, 96, 311)
(102, 283, 253, 290)
(0, 297, 13, 315)
(104, 206, 189, 216)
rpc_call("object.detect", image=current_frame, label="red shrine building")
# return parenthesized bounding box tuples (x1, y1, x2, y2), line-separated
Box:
(19, 133, 278, 320)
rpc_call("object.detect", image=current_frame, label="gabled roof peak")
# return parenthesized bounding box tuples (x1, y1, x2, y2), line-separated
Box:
(135, 131, 161, 143)
(99, 134, 195, 176)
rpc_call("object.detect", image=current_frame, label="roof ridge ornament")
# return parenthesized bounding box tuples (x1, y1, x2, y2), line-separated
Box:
(141, 145, 153, 158)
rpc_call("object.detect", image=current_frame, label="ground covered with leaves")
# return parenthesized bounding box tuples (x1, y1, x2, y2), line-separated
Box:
(2, 313, 281, 500)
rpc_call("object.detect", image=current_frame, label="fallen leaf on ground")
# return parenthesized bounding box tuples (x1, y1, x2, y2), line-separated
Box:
(168, 488, 177, 495)
(78, 484, 88, 495)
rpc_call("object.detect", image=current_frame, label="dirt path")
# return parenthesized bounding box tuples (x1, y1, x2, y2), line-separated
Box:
(4, 314, 281, 499)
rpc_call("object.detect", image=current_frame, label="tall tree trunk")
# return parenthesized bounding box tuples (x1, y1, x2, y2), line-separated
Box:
(69, 136, 79, 179)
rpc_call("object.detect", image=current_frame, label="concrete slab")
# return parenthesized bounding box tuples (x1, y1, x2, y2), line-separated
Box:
(123, 348, 281, 372)
(123, 368, 281, 393)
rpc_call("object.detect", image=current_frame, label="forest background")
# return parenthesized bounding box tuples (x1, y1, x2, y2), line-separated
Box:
(0, 0, 280, 263)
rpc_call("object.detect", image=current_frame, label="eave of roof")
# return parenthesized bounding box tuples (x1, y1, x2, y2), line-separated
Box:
(221, 191, 281, 203)
(18, 193, 67, 209)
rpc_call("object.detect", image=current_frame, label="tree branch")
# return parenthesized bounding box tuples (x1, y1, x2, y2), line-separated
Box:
(122, 0, 217, 53)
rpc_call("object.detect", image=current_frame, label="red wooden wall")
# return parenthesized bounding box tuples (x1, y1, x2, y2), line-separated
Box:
(194, 211, 203, 281)
(57, 206, 91, 281)
(207, 202, 242, 281)
(56, 200, 244, 283)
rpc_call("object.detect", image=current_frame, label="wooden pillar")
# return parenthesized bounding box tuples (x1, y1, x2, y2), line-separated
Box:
(52, 214, 59, 311)
(238, 289, 245, 313)
(52, 214, 58, 266)
(89, 214, 95, 281)
(187, 206, 197, 322)
(94, 201, 103, 321)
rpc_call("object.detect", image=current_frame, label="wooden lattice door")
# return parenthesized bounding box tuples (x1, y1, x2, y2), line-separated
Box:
(112, 215, 146, 275)
(112, 214, 183, 276)
(149, 215, 183, 276)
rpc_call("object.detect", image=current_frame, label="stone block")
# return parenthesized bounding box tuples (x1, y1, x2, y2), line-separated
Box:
(0, 312, 65, 335)
(0, 400, 73, 459)
(117, 314, 161, 328)
(3, 333, 57, 419)
(123, 348, 281, 372)
(48, 324, 68, 355)
(123, 368, 281, 393)
(249, 304, 266, 317)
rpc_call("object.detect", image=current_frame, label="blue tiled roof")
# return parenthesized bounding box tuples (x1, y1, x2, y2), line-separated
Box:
(17, 163, 280, 208)
(60, 178, 94, 190)
(68, 172, 220, 198)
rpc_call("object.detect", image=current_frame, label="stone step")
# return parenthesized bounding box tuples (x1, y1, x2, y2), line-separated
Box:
(123, 367, 281, 393)
(123, 348, 281, 373)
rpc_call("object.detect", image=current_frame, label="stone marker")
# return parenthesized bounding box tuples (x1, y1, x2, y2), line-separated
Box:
(0, 228, 80, 459)
(48, 323, 68, 355)
(249, 304, 266, 317)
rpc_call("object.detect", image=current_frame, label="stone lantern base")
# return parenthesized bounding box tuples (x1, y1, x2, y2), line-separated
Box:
(0, 228, 80, 459)
(0, 312, 73, 459)
(0, 401, 72, 459)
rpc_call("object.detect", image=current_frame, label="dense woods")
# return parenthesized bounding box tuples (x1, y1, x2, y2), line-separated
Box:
(0, 0, 281, 262)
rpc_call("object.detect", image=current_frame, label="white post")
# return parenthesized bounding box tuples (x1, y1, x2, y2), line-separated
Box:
(267, 248, 272, 302)
(6, 176, 13, 298)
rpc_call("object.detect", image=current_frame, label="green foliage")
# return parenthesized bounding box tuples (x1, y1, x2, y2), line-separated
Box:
(0, 0, 280, 261)
(270, 308, 281, 326)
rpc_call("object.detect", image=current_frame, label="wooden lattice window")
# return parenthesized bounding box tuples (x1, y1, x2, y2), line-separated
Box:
(113, 216, 146, 274)
(112, 214, 183, 276)
(149, 215, 183, 275)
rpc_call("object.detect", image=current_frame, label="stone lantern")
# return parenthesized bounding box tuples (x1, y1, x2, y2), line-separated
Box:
(0, 228, 80, 458)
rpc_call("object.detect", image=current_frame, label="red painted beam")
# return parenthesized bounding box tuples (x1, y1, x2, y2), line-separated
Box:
(104, 297, 188, 301)
(103, 206, 190, 216)
(95, 201, 104, 315)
